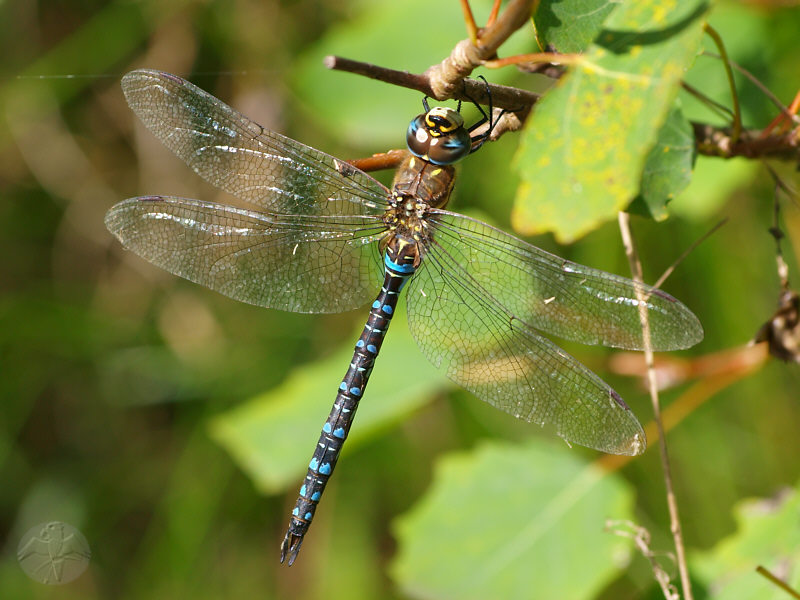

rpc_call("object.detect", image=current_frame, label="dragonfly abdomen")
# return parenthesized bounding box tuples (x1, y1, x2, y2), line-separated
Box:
(281, 246, 417, 565)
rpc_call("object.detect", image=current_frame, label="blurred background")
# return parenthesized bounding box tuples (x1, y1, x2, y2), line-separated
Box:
(1, 0, 799, 598)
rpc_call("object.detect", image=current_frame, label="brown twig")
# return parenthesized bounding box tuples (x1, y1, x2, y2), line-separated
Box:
(324, 55, 538, 111)
(692, 122, 799, 159)
(617, 212, 694, 600)
(425, 0, 535, 99)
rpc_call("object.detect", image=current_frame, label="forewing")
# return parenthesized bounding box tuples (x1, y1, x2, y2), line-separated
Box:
(105, 196, 385, 313)
(406, 241, 646, 456)
(426, 210, 703, 351)
(121, 69, 389, 217)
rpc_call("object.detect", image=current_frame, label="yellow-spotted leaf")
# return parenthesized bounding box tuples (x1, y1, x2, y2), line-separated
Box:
(513, 0, 709, 242)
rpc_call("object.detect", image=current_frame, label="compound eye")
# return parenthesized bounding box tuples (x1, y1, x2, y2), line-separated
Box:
(426, 128, 471, 165)
(406, 114, 430, 158)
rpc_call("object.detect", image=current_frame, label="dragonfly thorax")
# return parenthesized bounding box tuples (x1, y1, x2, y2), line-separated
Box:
(390, 154, 455, 211)
(406, 106, 472, 165)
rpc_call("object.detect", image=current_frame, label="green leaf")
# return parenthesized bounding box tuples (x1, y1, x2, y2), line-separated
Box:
(208, 305, 448, 494)
(691, 482, 800, 599)
(391, 439, 636, 600)
(512, 0, 710, 242)
(629, 102, 696, 220)
(534, 0, 619, 53)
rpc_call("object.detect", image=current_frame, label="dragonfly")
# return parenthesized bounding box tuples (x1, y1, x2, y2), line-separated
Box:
(106, 69, 703, 566)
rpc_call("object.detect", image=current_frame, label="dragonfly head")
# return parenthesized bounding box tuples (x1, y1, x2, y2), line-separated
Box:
(406, 106, 471, 166)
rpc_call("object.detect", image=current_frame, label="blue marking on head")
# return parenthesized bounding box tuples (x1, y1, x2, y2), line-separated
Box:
(309, 457, 319, 471)
(367, 344, 377, 354)
(311, 491, 321, 501)
(319, 463, 332, 475)
(350, 387, 362, 396)
(372, 300, 380, 308)
(304, 512, 313, 520)
(292, 507, 299, 516)
(300, 484, 307, 496)
(356, 339, 365, 348)
(382, 304, 393, 315)
(444, 137, 467, 149)
(333, 427, 345, 439)
(407, 118, 420, 138)
(384, 253, 416, 274)
(323, 422, 332, 434)
(339, 382, 347, 391)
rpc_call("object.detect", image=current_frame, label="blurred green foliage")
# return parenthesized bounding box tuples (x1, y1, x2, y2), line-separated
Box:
(1, 1, 800, 599)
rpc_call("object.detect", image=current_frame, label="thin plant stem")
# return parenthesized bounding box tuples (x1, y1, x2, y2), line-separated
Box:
(483, 52, 582, 69)
(702, 51, 799, 126)
(606, 521, 679, 600)
(460, 0, 479, 44)
(681, 81, 734, 121)
(704, 24, 742, 144)
(617, 211, 694, 600)
(487, 0, 502, 27)
(756, 565, 800, 599)
(652, 218, 728, 291)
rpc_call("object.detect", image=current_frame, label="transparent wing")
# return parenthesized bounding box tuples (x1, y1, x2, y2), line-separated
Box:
(406, 243, 646, 455)
(106, 196, 385, 313)
(426, 210, 703, 351)
(121, 69, 390, 217)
